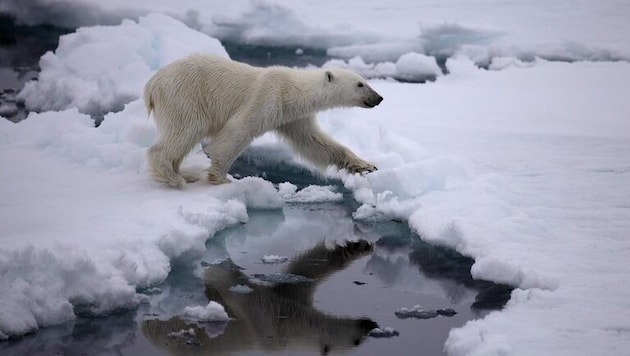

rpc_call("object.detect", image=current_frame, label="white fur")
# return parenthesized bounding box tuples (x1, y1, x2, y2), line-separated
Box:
(144, 54, 383, 188)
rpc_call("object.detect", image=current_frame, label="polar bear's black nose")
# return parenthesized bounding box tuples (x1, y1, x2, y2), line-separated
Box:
(375, 95, 383, 105)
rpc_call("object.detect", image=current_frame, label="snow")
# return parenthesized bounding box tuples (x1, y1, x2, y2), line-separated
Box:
(182, 301, 229, 322)
(1, 2, 629, 356)
(18, 13, 228, 116)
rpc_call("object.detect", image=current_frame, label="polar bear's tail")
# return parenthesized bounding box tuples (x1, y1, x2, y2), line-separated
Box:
(143, 77, 156, 117)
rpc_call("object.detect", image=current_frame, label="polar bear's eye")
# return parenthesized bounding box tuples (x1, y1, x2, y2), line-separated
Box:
(357, 82, 364, 88)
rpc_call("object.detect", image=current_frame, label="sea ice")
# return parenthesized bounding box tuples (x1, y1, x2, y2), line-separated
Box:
(182, 301, 229, 322)
(368, 327, 400, 338)
(1, 5, 630, 356)
(394, 305, 457, 319)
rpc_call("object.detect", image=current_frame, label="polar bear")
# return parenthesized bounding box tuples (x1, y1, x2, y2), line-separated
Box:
(144, 54, 383, 188)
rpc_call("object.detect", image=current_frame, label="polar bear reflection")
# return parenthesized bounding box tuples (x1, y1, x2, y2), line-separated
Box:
(143, 240, 377, 355)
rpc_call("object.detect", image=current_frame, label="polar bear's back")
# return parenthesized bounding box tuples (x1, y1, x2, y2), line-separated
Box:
(144, 54, 262, 133)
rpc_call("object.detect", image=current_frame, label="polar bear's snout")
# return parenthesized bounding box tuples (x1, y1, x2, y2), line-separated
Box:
(363, 89, 383, 108)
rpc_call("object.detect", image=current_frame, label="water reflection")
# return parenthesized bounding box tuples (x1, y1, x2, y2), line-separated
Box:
(366, 231, 512, 313)
(1, 148, 512, 355)
(0, 311, 139, 356)
(142, 241, 378, 355)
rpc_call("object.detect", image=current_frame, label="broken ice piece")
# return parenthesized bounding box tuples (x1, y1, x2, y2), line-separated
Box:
(167, 327, 200, 345)
(368, 327, 400, 338)
(167, 328, 195, 339)
(394, 305, 457, 319)
(395, 305, 436, 319)
(261, 255, 289, 264)
(229, 284, 254, 294)
(251, 273, 313, 284)
(183, 301, 229, 321)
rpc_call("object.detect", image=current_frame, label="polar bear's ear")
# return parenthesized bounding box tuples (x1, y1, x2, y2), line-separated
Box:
(326, 71, 334, 82)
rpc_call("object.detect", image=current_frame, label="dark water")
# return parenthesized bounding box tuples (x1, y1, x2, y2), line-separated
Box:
(0, 19, 512, 356)
(0, 16, 70, 122)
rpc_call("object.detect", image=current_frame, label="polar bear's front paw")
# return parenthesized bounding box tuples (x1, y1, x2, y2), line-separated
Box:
(345, 160, 378, 175)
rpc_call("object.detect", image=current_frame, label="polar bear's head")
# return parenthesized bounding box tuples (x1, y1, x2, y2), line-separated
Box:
(323, 68, 383, 109)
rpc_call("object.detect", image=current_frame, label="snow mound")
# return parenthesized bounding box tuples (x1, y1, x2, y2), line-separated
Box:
(183, 301, 229, 322)
(278, 183, 343, 203)
(324, 53, 443, 82)
(18, 13, 228, 117)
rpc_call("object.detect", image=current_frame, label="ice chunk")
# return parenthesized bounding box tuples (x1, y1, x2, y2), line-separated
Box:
(395, 52, 443, 82)
(18, 13, 228, 117)
(228, 285, 254, 294)
(261, 255, 289, 264)
(182, 301, 229, 322)
(167, 327, 195, 339)
(394, 305, 457, 319)
(167, 328, 199, 345)
(368, 327, 400, 338)
(250, 273, 313, 284)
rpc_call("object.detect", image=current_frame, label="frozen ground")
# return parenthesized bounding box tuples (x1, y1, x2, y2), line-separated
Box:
(1, 1, 630, 355)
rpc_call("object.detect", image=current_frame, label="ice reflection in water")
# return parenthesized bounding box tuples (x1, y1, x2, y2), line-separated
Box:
(143, 241, 378, 354)
(0, 149, 511, 356)
(141, 149, 511, 356)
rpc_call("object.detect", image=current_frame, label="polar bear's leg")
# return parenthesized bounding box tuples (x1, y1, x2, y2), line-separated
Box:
(203, 118, 255, 185)
(148, 131, 199, 188)
(276, 116, 377, 174)
(147, 143, 186, 188)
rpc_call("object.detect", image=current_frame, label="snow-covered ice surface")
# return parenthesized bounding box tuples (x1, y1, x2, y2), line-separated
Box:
(1, 1, 630, 355)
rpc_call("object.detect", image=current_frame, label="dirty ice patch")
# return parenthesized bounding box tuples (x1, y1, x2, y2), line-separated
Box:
(278, 182, 343, 203)
(18, 13, 228, 117)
